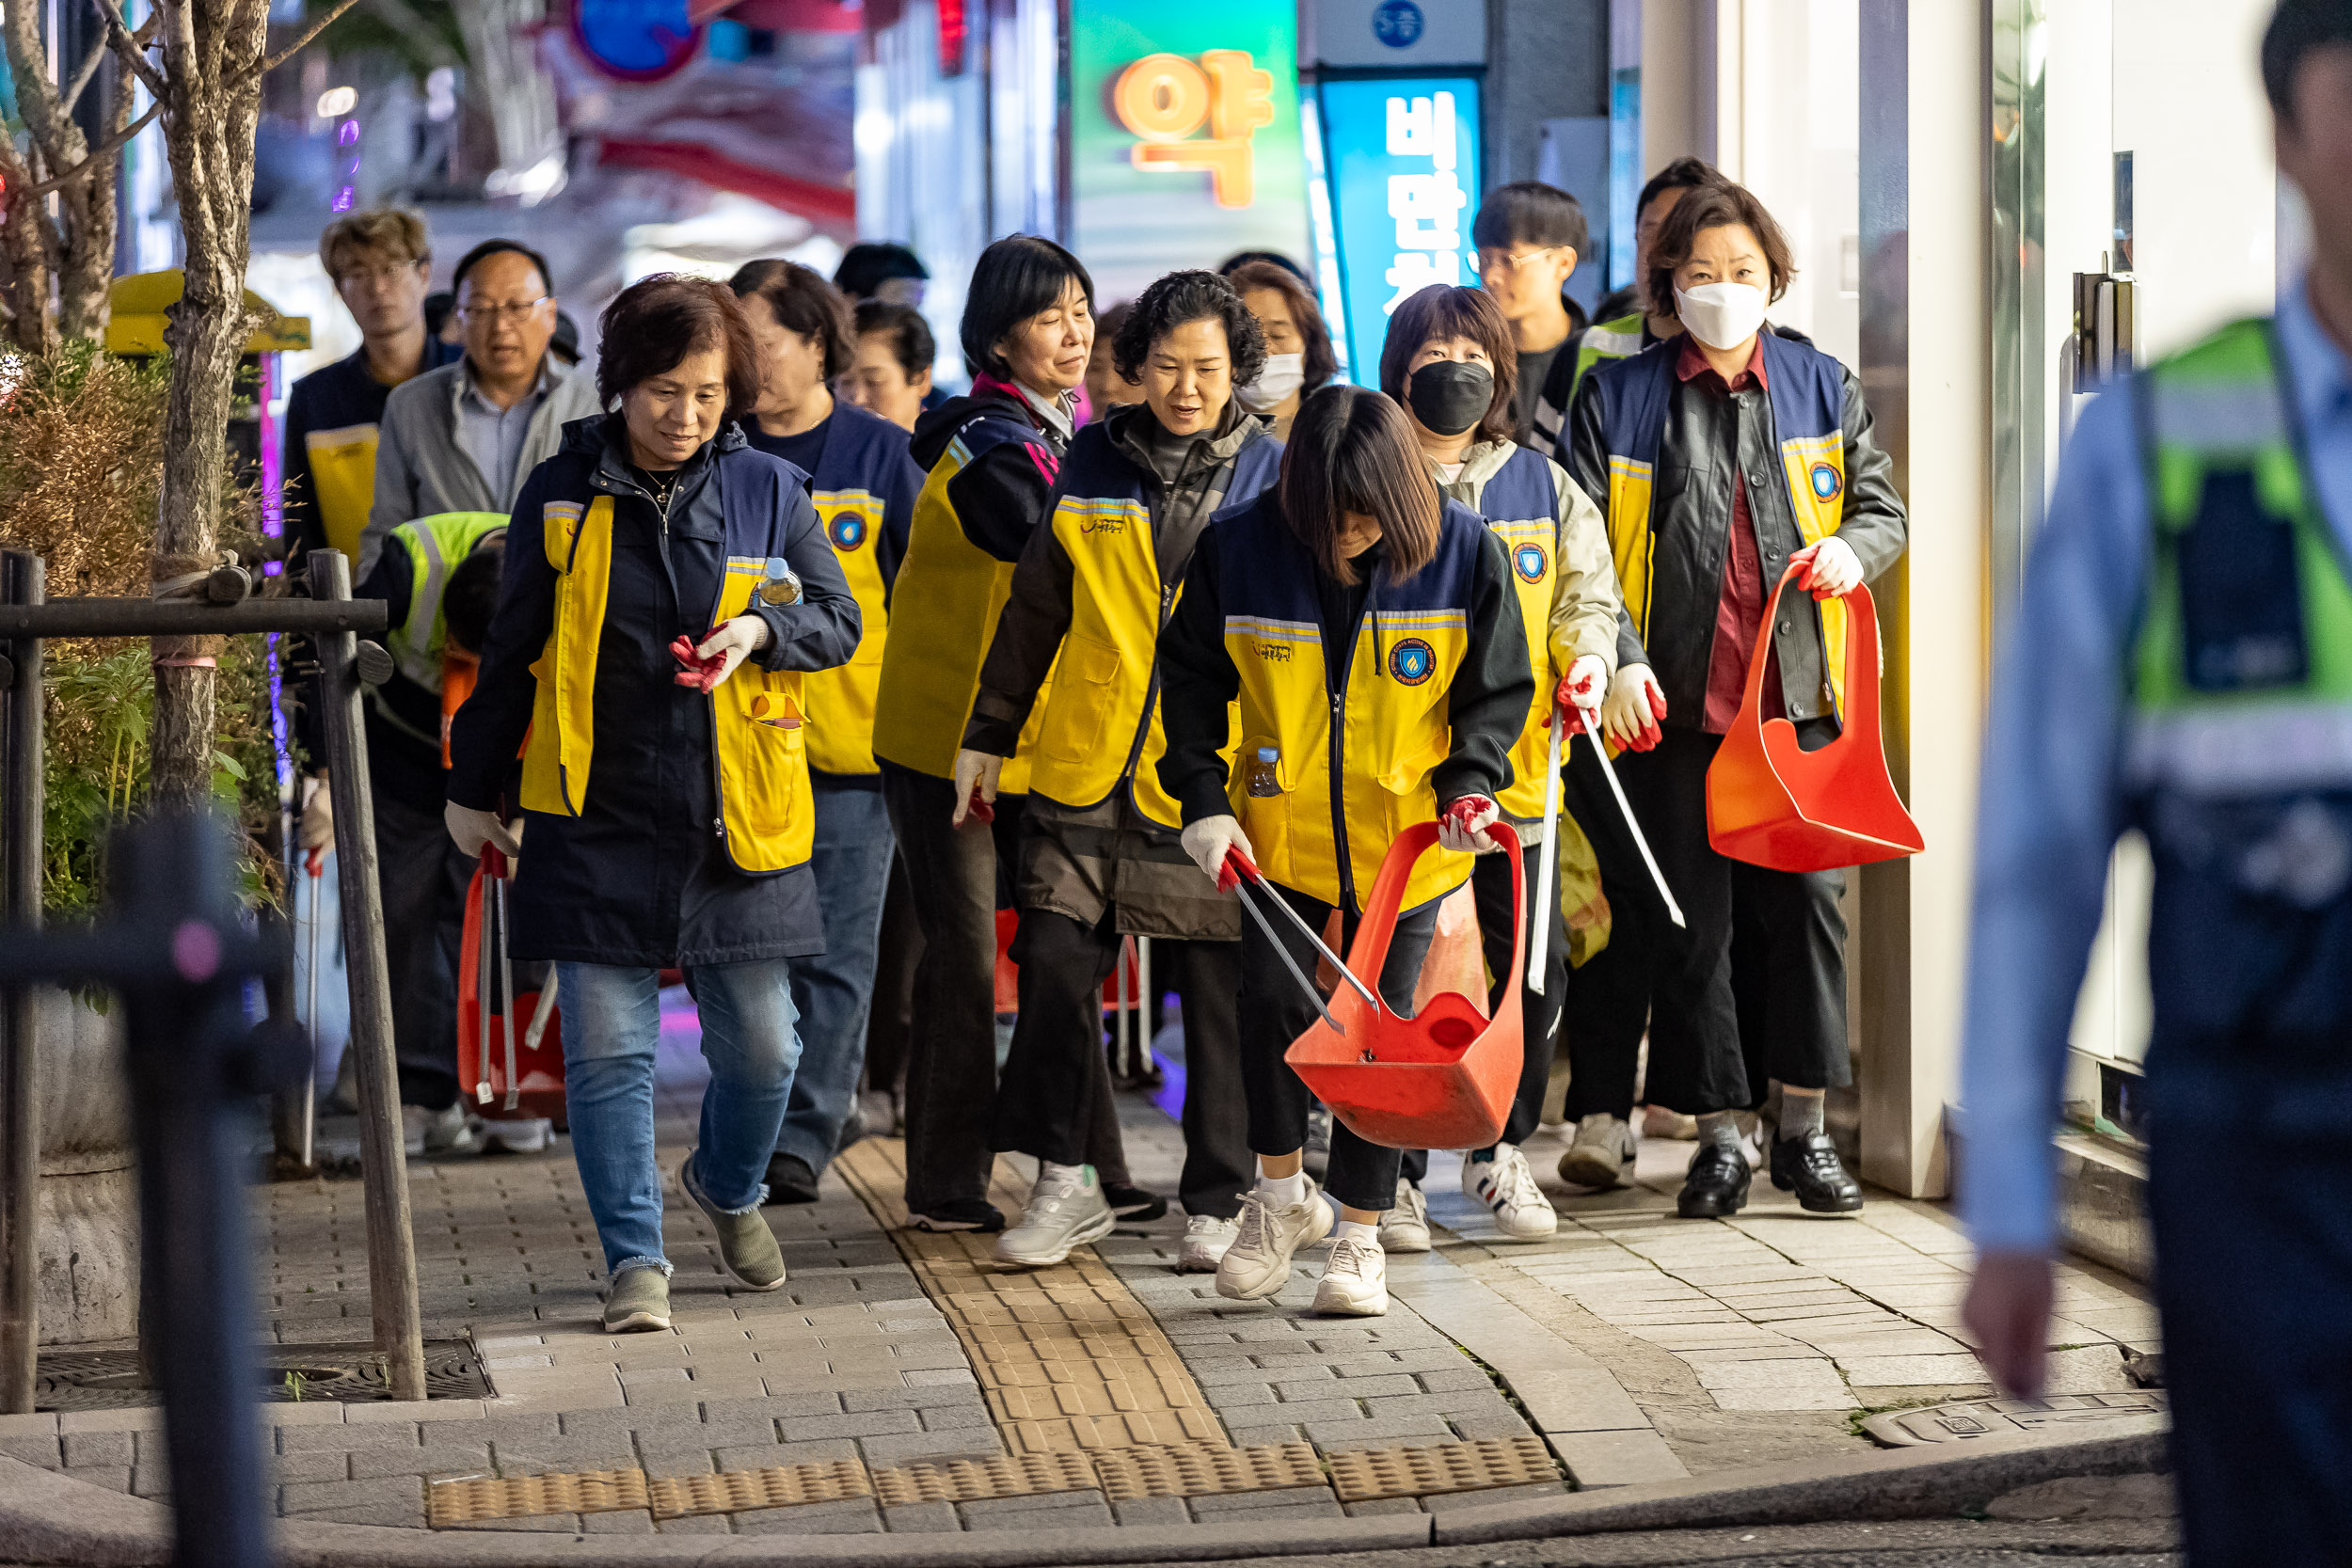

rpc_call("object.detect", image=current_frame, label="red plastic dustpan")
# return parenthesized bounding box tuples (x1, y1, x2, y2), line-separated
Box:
(1706, 564, 1923, 873)
(457, 852, 567, 1118)
(1282, 822, 1524, 1151)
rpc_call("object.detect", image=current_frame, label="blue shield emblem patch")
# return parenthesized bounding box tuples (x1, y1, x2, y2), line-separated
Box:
(1389, 637, 1436, 686)
(1809, 461, 1843, 501)
(827, 512, 867, 551)
(1514, 543, 1548, 583)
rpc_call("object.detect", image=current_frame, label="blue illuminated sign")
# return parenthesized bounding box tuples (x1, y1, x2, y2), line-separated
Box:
(1372, 1, 1423, 48)
(1315, 75, 1481, 383)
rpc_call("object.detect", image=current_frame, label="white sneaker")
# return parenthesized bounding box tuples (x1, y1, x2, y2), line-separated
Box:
(993, 1165, 1115, 1268)
(1312, 1232, 1388, 1315)
(1560, 1113, 1638, 1189)
(1179, 1214, 1240, 1273)
(480, 1117, 552, 1155)
(1463, 1144, 1558, 1240)
(1216, 1180, 1334, 1301)
(402, 1102, 477, 1157)
(1376, 1179, 1431, 1254)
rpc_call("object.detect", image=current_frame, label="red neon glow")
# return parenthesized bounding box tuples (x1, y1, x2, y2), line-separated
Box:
(936, 0, 966, 76)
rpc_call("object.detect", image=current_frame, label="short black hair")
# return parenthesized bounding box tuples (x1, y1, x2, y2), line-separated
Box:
(730, 258, 856, 380)
(442, 534, 507, 657)
(1470, 182, 1589, 258)
(854, 299, 935, 380)
(834, 242, 930, 300)
(1217, 249, 1312, 285)
(1111, 269, 1267, 388)
(960, 234, 1094, 381)
(1636, 157, 1729, 223)
(2264, 0, 2352, 121)
(452, 238, 553, 297)
(423, 291, 455, 340)
(550, 309, 581, 366)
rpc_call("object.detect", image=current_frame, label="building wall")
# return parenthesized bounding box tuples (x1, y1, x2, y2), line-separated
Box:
(1483, 0, 1609, 188)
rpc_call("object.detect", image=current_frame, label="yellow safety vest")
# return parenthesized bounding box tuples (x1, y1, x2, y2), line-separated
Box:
(518, 495, 815, 874)
(803, 487, 889, 775)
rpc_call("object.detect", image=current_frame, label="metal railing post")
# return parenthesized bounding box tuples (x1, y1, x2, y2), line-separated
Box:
(307, 548, 425, 1402)
(0, 549, 42, 1414)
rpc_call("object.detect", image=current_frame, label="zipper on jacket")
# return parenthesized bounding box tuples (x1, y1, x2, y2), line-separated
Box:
(1327, 578, 1375, 918)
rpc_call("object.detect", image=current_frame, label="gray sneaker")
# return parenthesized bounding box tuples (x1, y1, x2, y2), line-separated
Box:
(680, 1153, 787, 1291)
(994, 1165, 1116, 1268)
(1559, 1113, 1637, 1190)
(602, 1266, 671, 1333)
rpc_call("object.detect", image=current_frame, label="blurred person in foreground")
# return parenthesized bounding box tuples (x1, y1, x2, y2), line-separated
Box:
(1962, 5, 2352, 1558)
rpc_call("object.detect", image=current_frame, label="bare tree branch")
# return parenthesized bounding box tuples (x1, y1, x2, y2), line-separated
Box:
(87, 0, 167, 101)
(25, 99, 164, 199)
(357, 0, 459, 71)
(255, 0, 360, 77)
(62, 36, 108, 117)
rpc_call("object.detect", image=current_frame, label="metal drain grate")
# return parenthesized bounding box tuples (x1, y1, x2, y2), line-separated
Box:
(36, 1340, 490, 1411)
(1327, 1436, 1560, 1502)
(1863, 1390, 2169, 1447)
(429, 1469, 649, 1527)
(647, 1462, 872, 1518)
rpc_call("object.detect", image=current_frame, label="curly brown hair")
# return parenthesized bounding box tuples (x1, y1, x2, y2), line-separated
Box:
(596, 274, 762, 416)
(1111, 269, 1268, 388)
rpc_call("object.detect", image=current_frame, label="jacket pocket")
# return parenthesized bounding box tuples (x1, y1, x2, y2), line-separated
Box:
(1038, 632, 1122, 766)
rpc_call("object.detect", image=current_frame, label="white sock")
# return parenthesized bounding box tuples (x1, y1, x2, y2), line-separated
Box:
(1335, 1219, 1378, 1248)
(1041, 1161, 1089, 1190)
(1259, 1169, 1308, 1207)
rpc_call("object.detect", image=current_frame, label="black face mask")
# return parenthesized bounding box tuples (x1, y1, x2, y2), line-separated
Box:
(1406, 360, 1494, 437)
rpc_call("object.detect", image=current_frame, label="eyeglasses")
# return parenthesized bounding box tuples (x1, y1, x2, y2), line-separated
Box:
(1477, 246, 1565, 273)
(458, 297, 552, 325)
(337, 261, 422, 290)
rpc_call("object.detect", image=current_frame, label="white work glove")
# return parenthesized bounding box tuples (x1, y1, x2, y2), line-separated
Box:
(445, 801, 522, 861)
(1789, 536, 1862, 598)
(676, 614, 773, 691)
(298, 772, 334, 851)
(1180, 815, 1254, 887)
(1551, 654, 1609, 716)
(1437, 795, 1503, 854)
(1599, 664, 1667, 752)
(950, 749, 1004, 828)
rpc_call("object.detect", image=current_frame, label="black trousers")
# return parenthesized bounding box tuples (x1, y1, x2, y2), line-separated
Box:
(1240, 882, 1438, 1212)
(374, 784, 473, 1113)
(1609, 727, 1850, 1116)
(862, 851, 920, 1103)
(993, 911, 1252, 1219)
(1559, 738, 1670, 1123)
(1398, 840, 1565, 1183)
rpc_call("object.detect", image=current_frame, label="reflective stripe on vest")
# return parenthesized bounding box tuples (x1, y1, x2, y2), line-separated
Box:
(1214, 498, 1483, 911)
(385, 512, 509, 690)
(517, 492, 815, 874)
(1571, 314, 1645, 404)
(1459, 447, 1564, 821)
(803, 486, 889, 775)
(1597, 330, 1852, 714)
(2126, 317, 2352, 799)
(871, 420, 1055, 786)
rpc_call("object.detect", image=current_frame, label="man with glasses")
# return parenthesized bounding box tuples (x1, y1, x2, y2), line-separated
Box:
(1471, 182, 1589, 445)
(360, 238, 598, 578)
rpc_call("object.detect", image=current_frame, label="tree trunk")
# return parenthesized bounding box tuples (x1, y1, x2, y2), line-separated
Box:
(55, 67, 129, 344)
(148, 0, 268, 816)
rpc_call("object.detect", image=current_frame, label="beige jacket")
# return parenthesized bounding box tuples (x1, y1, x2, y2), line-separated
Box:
(1428, 439, 1622, 680)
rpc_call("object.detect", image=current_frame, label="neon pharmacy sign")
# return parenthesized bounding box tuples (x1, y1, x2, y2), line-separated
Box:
(1112, 51, 1276, 208)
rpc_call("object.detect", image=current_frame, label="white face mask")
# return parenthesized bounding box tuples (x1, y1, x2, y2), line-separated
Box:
(1236, 352, 1305, 413)
(1674, 281, 1770, 352)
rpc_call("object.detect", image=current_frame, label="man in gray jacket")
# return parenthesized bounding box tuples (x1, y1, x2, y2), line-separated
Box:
(359, 238, 601, 578)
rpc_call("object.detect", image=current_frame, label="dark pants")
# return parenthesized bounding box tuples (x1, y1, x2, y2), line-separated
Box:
(2145, 1049, 2352, 1566)
(862, 851, 921, 1105)
(1240, 882, 1438, 1212)
(1399, 840, 1565, 1183)
(1559, 739, 1666, 1123)
(881, 763, 1025, 1215)
(993, 911, 1251, 1219)
(375, 784, 472, 1112)
(1613, 727, 1850, 1116)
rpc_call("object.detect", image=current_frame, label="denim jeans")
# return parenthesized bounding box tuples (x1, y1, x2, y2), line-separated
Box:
(775, 779, 896, 1171)
(557, 958, 802, 1275)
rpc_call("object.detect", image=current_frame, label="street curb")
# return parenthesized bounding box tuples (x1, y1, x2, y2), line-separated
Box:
(0, 1420, 2169, 1566)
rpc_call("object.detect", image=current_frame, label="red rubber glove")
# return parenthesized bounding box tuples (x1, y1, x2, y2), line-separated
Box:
(1438, 795, 1502, 853)
(671, 633, 725, 693)
(1218, 844, 1262, 894)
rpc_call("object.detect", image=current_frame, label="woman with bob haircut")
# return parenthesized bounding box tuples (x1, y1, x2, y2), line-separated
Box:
(955, 268, 1281, 1276)
(1156, 384, 1534, 1317)
(446, 274, 862, 1335)
(1376, 283, 1622, 1247)
(1226, 259, 1337, 440)
(1565, 179, 1904, 1223)
(870, 234, 1150, 1234)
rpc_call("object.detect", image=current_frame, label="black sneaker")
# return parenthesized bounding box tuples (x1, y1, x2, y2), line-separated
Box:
(1769, 1130, 1864, 1212)
(1104, 1182, 1167, 1222)
(1677, 1136, 1752, 1219)
(909, 1199, 1005, 1233)
(763, 1152, 820, 1205)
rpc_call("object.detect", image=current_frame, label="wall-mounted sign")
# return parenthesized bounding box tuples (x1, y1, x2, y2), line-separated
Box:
(572, 0, 702, 82)
(1310, 0, 1486, 69)
(1072, 1, 1310, 305)
(1316, 74, 1481, 376)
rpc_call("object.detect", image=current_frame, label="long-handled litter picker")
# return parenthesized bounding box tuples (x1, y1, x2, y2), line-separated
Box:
(1578, 705, 1686, 928)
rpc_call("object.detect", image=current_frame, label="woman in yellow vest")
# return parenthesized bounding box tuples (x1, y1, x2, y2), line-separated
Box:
(1157, 386, 1535, 1317)
(446, 276, 861, 1335)
(1378, 283, 1620, 1247)
(950, 269, 1282, 1275)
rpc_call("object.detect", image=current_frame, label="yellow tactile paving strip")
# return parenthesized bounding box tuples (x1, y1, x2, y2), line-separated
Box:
(833, 1136, 1228, 1455)
(1089, 1440, 1326, 1500)
(867, 1449, 1101, 1507)
(645, 1459, 873, 1518)
(1326, 1435, 1559, 1502)
(427, 1468, 650, 1526)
